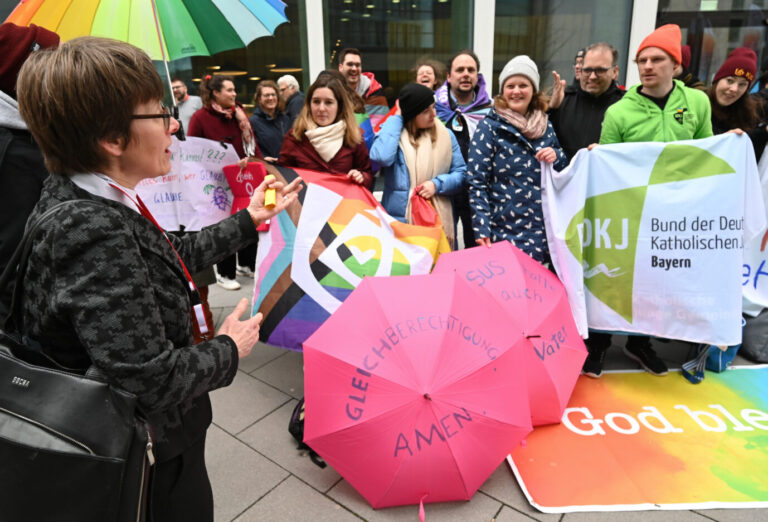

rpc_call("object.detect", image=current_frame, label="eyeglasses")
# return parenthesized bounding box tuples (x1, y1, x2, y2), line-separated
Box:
(582, 67, 613, 76)
(131, 106, 173, 131)
(262, 93, 278, 98)
(279, 86, 289, 92)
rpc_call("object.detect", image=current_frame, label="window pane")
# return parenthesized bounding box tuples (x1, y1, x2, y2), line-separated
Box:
(658, 1, 767, 84)
(493, 0, 633, 95)
(323, 0, 473, 105)
(168, 0, 307, 113)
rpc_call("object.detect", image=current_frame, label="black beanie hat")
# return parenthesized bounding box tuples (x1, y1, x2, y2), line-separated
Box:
(398, 83, 435, 124)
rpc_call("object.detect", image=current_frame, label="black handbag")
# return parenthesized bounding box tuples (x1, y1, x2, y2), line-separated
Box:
(0, 200, 155, 522)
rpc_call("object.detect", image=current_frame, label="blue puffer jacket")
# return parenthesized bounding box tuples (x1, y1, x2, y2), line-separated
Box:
(467, 108, 567, 263)
(370, 115, 466, 222)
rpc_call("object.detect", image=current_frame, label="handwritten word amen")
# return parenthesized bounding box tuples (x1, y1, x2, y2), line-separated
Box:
(394, 408, 473, 457)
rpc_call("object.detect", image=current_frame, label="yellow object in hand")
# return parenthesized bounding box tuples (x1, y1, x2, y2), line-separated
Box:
(264, 174, 276, 209)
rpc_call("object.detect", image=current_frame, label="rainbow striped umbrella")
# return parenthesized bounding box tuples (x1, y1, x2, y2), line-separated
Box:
(5, 0, 288, 62)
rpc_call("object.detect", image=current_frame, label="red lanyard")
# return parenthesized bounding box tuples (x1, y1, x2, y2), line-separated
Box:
(109, 184, 212, 340)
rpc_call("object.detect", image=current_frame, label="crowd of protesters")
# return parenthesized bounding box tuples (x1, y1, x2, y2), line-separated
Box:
(2, 20, 768, 519)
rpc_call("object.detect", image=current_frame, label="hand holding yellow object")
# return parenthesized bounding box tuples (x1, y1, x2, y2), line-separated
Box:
(264, 174, 276, 209)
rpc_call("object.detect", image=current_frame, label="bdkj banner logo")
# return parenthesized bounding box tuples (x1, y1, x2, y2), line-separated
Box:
(543, 134, 764, 346)
(565, 144, 737, 323)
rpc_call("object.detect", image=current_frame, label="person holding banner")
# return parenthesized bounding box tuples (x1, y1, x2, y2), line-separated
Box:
(583, 24, 713, 378)
(467, 55, 567, 265)
(279, 73, 373, 189)
(189, 75, 264, 289)
(708, 47, 767, 160)
(370, 82, 466, 247)
(15, 37, 302, 520)
(599, 25, 712, 145)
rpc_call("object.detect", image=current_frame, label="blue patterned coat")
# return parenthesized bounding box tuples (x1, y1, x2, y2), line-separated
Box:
(467, 108, 567, 263)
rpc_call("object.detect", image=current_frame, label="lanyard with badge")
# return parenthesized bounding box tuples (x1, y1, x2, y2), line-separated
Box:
(108, 183, 213, 342)
(451, 110, 465, 133)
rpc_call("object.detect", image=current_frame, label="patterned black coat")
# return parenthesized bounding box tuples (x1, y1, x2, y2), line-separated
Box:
(20, 174, 256, 462)
(467, 109, 567, 264)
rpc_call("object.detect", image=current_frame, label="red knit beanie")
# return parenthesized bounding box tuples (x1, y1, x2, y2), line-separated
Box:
(713, 47, 757, 84)
(0, 23, 60, 96)
(636, 24, 682, 65)
(681, 45, 691, 70)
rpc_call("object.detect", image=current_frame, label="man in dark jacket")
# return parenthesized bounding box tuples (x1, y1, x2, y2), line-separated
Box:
(435, 50, 491, 248)
(549, 42, 624, 161)
(0, 23, 59, 315)
(277, 74, 304, 125)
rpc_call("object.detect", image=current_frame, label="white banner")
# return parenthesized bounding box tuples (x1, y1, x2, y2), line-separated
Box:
(136, 136, 239, 231)
(543, 133, 765, 346)
(742, 150, 768, 316)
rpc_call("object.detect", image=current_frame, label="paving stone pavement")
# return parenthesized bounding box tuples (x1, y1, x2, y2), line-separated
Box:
(206, 277, 766, 522)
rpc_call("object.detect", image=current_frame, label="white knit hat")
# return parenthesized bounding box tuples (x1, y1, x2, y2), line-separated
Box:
(498, 55, 540, 91)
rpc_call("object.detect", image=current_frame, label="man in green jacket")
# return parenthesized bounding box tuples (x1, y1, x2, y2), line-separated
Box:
(583, 24, 713, 378)
(600, 27, 712, 144)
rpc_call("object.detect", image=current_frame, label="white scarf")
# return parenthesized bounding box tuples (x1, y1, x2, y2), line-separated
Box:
(400, 121, 455, 245)
(305, 120, 346, 163)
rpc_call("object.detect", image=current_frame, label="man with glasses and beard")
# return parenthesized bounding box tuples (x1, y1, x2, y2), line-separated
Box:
(549, 43, 624, 161)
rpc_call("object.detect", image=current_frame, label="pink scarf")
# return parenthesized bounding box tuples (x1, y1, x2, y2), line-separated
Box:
(210, 102, 256, 157)
(494, 103, 548, 140)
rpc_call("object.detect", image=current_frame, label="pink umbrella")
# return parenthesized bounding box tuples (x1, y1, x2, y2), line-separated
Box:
(433, 242, 587, 426)
(302, 272, 532, 509)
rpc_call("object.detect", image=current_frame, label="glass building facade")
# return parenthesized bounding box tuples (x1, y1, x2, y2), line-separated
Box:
(1, 1, 767, 110)
(658, 0, 768, 84)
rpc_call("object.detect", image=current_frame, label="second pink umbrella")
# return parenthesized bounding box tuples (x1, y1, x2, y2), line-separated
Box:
(434, 242, 587, 426)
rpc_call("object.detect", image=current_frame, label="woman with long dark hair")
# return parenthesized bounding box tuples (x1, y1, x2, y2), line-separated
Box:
(708, 47, 767, 160)
(188, 75, 263, 288)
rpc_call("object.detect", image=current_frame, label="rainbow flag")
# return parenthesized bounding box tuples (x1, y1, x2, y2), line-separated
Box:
(508, 366, 768, 512)
(253, 167, 450, 351)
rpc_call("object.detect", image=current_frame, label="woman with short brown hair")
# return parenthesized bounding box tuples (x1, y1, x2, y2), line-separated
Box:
(249, 79, 290, 161)
(413, 58, 445, 91)
(16, 36, 300, 521)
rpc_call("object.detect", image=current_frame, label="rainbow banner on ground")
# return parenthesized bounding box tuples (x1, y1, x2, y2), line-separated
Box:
(508, 366, 768, 512)
(253, 166, 449, 351)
